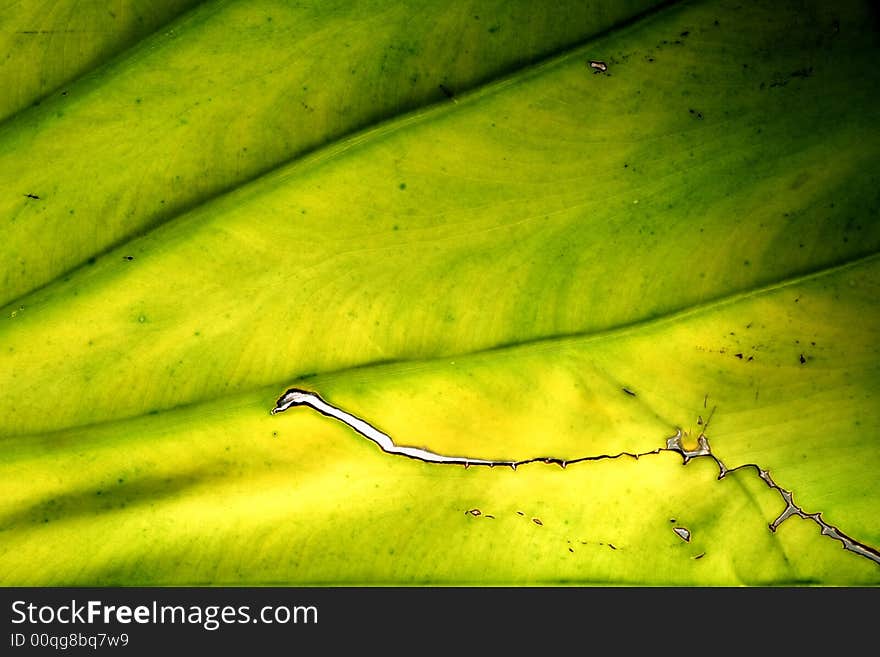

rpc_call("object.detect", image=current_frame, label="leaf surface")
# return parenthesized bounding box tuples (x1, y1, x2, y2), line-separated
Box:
(1, 0, 878, 584)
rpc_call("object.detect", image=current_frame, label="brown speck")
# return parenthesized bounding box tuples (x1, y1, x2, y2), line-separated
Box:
(589, 60, 607, 73)
(484, 514, 495, 519)
(622, 387, 636, 396)
(467, 508, 481, 516)
(693, 552, 705, 560)
(516, 511, 524, 516)
(532, 517, 543, 526)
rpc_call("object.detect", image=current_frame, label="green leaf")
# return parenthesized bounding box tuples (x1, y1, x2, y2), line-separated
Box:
(1, 0, 879, 585)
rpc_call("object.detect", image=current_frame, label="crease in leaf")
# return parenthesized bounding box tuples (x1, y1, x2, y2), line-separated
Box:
(268, 384, 880, 568)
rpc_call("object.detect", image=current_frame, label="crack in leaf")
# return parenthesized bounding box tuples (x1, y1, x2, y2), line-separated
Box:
(272, 387, 880, 568)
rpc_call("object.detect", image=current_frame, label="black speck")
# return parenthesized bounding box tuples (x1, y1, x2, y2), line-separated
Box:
(516, 511, 524, 516)
(680, 31, 690, 37)
(438, 84, 454, 99)
(24, 193, 40, 200)
(800, 354, 807, 364)
(735, 353, 743, 359)
(123, 255, 134, 261)
(622, 387, 636, 396)
(568, 547, 574, 553)
(87, 257, 96, 265)
(532, 517, 543, 526)
(608, 543, 617, 550)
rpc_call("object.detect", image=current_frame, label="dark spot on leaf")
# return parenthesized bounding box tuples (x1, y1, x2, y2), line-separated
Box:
(24, 193, 40, 200)
(622, 387, 636, 396)
(800, 354, 807, 364)
(438, 84, 454, 99)
(532, 517, 543, 526)
(735, 353, 743, 359)
(123, 255, 134, 261)
(467, 508, 481, 516)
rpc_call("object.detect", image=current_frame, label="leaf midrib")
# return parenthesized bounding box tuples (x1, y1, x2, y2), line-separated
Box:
(4, 248, 875, 442)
